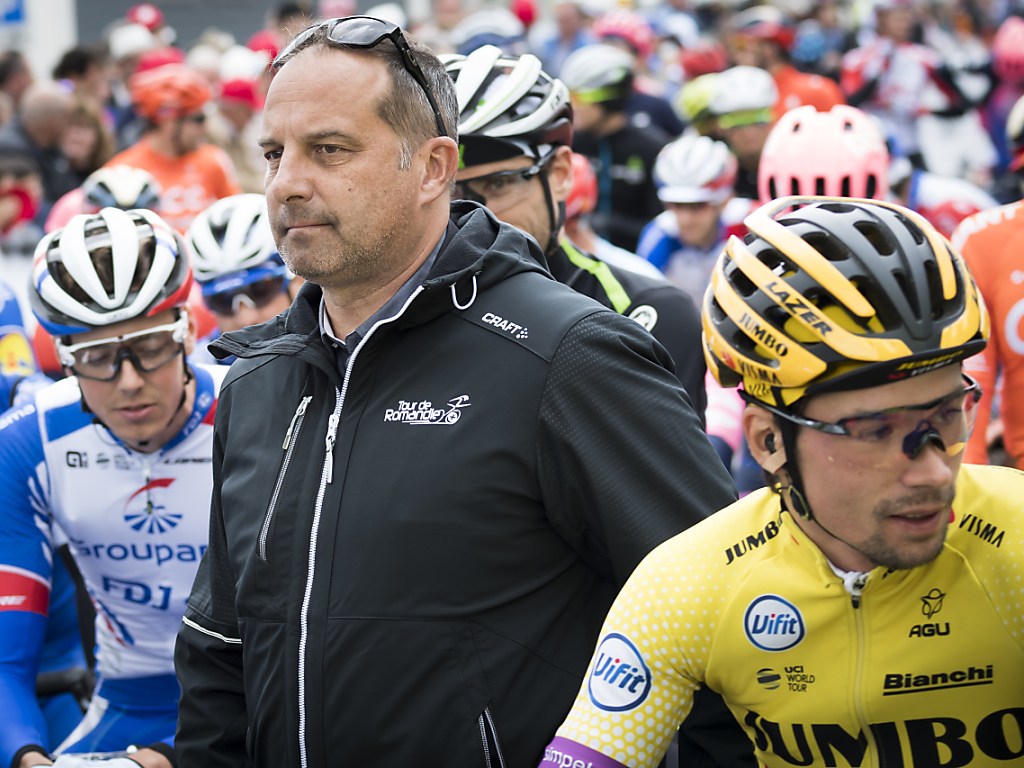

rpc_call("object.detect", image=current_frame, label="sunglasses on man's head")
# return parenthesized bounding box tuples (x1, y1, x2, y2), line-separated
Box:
(274, 16, 449, 139)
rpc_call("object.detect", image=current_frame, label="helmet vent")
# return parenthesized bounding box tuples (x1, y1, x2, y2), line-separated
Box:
(815, 177, 825, 196)
(892, 270, 920, 318)
(768, 177, 778, 200)
(854, 221, 894, 256)
(803, 232, 849, 262)
(729, 261, 759, 297)
(840, 176, 851, 197)
(866, 174, 877, 198)
(924, 259, 945, 319)
(790, 177, 800, 196)
(819, 202, 855, 214)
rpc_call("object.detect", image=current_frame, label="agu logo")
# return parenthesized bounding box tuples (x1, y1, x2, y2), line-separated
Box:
(587, 633, 651, 712)
(744, 595, 805, 652)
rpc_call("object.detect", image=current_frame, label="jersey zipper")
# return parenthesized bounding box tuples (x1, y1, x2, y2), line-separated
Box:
(258, 395, 313, 561)
(296, 284, 426, 768)
(847, 573, 881, 766)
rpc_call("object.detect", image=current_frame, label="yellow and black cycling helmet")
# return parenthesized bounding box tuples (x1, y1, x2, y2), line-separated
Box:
(703, 196, 989, 408)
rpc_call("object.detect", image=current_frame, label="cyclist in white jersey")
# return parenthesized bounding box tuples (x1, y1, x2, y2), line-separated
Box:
(0, 207, 225, 768)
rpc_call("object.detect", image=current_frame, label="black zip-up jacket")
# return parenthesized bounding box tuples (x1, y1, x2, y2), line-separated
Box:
(547, 240, 706, 418)
(174, 203, 736, 768)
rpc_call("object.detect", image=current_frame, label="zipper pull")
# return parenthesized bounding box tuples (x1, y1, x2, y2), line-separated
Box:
(143, 456, 153, 516)
(844, 572, 869, 609)
(324, 412, 340, 484)
(282, 396, 313, 449)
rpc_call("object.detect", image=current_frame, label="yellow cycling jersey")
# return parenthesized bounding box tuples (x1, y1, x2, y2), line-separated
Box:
(540, 464, 1024, 768)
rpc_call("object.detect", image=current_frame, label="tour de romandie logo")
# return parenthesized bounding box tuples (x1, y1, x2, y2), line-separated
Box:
(383, 395, 470, 425)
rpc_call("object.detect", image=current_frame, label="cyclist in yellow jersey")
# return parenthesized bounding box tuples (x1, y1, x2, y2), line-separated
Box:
(540, 196, 1024, 768)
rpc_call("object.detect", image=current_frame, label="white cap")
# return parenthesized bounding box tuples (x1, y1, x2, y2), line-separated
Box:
(710, 65, 778, 115)
(109, 23, 158, 62)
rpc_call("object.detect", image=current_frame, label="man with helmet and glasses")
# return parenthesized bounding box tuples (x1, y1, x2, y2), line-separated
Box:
(447, 45, 708, 416)
(0, 208, 226, 768)
(186, 194, 298, 366)
(560, 44, 669, 253)
(107, 65, 240, 234)
(173, 17, 733, 768)
(539, 196, 1023, 768)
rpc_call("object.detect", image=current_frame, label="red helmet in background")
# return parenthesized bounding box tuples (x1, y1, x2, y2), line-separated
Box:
(679, 39, 728, 80)
(994, 17, 1024, 85)
(130, 64, 211, 122)
(593, 11, 656, 60)
(135, 46, 186, 74)
(758, 105, 889, 204)
(510, 0, 538, 29)
(126, 3, 164, 31)
(247, 30, 282, 63)
(566, 153, 598, 220)
(733, 5, 796, 51)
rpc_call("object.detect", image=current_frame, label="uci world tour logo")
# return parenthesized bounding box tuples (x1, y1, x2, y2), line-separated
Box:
(124, 478, 182, 533)
(744, 594, 806, 652)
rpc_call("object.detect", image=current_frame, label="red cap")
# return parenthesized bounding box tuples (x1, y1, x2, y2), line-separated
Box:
(219, 79, 261, 110)
(247, 30, 283, 61)
(135, 47, 186, 74)
(127, 3, 165, 31)
(510, 0, 538, 28)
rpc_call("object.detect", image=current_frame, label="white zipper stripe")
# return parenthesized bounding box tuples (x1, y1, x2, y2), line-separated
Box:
(259, 395, 313, 560)
(181, 615, 242, 644)
(297, 285, 426, 768)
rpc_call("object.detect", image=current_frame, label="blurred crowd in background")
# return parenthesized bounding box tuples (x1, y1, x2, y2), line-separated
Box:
(3, 0, 1024, 480)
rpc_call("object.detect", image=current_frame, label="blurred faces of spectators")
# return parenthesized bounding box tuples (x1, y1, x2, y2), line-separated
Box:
(665, 200, 723, 249)
(0, 52, 33, 108)
(556, 2, 587, 41)
(878, 6, 914, 43)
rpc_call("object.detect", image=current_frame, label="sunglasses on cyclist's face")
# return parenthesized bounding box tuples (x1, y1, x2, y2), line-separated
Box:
(56, 315, 189, 382)
(754, 374, 981, 462)
(453, 158, 551, 213)
(203, 276, 288, 317)
(273, 16, 449, 139)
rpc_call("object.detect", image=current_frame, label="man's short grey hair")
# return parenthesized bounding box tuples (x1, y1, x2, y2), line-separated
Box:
(276, 25, 459, 170)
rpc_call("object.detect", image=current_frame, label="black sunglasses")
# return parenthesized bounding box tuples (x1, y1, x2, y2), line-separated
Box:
(274, 16, 449, 139)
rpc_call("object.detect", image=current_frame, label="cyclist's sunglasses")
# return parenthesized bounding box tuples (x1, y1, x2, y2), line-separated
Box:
(56, 314, 189, 382)
(273, 16, 449, 139)
(203, 275, 288, 316)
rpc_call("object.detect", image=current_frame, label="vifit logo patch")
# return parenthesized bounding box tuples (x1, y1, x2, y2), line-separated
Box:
(587, 633, 651, 712)
(744, 594, 805, 652)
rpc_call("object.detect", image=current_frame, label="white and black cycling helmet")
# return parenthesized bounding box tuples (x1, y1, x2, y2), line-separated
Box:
(443, 45, 572, 167)
(559, 44, 635, 110)
(31, 207, 192, 336)
(82, 165, 162, 211)
(709, 65, 778, 118)
(654, 134, 737, 204)
(444, 47, 573, 252)
(450, 9, 527, 56)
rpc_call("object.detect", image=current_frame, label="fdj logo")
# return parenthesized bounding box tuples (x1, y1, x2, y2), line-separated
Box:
(744, 595, 805, 652)
(587, 633, 651, 712)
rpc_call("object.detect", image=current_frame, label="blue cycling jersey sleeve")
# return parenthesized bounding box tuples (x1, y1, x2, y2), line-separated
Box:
(0, 400, 55, 765)
(635, 220, 677, 272)
(0, 281, 41, 410)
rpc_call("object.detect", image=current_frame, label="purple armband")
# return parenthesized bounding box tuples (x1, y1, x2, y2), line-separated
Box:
(539, 737, 628, 768)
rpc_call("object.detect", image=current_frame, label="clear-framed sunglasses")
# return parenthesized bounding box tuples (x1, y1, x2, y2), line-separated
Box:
(55, 312, 189, 382)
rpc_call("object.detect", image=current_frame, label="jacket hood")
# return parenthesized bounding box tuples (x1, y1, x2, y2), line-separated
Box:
(210, 201, 552, 364)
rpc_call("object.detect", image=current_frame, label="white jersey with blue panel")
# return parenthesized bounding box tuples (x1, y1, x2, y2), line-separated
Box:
(0, 364, 224, 764)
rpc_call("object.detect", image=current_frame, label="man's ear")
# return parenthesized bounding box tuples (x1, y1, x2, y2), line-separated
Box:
(419, 136, 460, 205)
(547, 145, 575, 204)
(182, 305, 198, 356)
(743, 403, 787, 475)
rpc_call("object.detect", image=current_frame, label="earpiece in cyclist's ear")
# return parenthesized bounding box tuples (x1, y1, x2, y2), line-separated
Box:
(766, 433, 777, 454)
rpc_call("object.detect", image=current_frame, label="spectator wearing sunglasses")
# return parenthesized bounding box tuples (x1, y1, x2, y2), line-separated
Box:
(0, 208, 227, 768)
(105, 65, 241, 234)
(174, 17, 734, 768)
(187, 194, 297, 366)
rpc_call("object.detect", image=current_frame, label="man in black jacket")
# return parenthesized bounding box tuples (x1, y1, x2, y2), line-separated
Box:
(174, 18, 736, 768)
(447, 45, 707, 419)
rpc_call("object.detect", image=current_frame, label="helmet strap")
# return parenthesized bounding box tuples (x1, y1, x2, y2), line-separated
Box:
(538, 170, 563, 256)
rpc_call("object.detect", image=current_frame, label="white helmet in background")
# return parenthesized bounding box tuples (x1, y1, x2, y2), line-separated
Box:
(559, 44, 635, 106)
(83, 165, 162, 211)
(709, 65, 778, 117)
(654, 134, 737, 204)
(187, 194, 283, 285)
(450, 9, 526, 56)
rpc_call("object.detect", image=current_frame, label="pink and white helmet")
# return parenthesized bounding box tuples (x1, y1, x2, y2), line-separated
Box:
(758, 105, 889, 204)
(593, 11, 656, 60)
(993, 16, 1024, 85)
